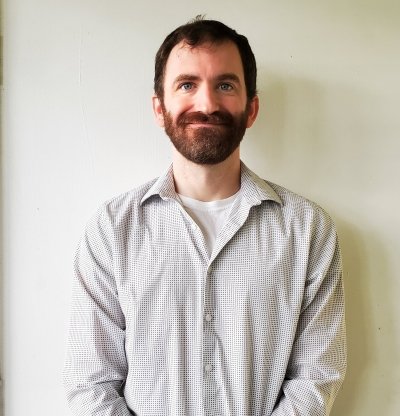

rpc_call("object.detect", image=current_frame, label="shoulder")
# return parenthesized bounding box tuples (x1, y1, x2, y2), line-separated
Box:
(263, 180, 336, 233)
(242, 163, 333, 228)
(86, 177, 159, 232)
(106, 178, 158, 218)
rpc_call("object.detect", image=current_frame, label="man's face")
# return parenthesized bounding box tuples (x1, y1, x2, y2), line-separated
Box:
(153, 40, 258, 165)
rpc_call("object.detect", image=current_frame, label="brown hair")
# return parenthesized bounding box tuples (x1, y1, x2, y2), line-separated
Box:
(154, 17, 257, 100)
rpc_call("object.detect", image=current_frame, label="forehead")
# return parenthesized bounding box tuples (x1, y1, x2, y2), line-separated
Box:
(164, 40, 245, 82)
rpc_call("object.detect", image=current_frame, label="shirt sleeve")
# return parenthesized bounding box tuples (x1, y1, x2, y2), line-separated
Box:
(63, 206, 133, 416)
(271, 208, 347, 416)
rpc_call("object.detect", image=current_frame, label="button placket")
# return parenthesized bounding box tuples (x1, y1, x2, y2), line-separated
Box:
(203, 266, 217, 413)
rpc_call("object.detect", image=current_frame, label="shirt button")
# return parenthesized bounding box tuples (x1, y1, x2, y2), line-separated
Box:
(205, 364, 212, 372)
(205, 313, 212, 322)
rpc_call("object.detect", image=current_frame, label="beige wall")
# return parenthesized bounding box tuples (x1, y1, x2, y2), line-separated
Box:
(2, 0, 399, 414)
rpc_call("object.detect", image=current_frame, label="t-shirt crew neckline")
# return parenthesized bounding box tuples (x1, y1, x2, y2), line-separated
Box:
(177, 190, 240, 212)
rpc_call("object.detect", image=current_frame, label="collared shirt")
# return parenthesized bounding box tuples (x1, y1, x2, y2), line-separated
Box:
(63, 163, 346, 416)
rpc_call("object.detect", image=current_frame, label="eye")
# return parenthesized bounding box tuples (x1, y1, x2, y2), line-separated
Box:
(179, 82, 194, 91)
(218, 83, 234, 92)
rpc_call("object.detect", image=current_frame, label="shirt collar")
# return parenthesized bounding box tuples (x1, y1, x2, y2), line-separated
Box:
(240, 162, 282, 206)
(140, 164, 177, 205)
(140, 161, 282, 206)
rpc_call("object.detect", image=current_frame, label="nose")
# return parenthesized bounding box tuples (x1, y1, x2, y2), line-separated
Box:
(195, 84, 220, 114)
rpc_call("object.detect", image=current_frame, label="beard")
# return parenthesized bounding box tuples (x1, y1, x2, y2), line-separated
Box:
(161, 102, 249, 165)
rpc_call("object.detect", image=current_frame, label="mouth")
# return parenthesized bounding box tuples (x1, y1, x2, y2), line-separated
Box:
(178, 111, 233, 127)
(186, 122, 227, 127)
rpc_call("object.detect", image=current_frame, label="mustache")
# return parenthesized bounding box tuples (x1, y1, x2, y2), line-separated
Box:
(177, 111, 234, 126)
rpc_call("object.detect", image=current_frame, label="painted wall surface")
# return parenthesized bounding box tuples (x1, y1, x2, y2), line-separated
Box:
(2, 0, 399, 415)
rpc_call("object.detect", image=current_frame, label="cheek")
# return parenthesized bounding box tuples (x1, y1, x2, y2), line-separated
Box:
(164, 94, 194, 113)
(221, 96, 248, 113)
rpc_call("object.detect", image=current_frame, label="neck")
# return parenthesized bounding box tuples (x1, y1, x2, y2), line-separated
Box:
(172, 149, 241, 202)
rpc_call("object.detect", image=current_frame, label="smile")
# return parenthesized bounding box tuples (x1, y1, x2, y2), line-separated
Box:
(186, 122, 227, 127)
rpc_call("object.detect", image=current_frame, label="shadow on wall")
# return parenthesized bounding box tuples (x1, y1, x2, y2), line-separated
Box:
(331, 218, 370, 415)
(332, 219, 398, 416)
(245, 72, 326, 187)
(246, 73, 398, 415)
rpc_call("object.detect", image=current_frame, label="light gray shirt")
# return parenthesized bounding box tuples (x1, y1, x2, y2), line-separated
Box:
(63, 162, 346, 416)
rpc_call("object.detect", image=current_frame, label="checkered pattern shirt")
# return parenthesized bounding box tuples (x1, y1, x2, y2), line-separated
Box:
(63, 162, 346, 416)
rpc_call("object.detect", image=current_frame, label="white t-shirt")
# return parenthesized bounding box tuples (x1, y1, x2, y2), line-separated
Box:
(178, 191, 239, 256)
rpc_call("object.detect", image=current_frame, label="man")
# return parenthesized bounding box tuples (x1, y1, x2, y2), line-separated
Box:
(64, 18, 346, 416)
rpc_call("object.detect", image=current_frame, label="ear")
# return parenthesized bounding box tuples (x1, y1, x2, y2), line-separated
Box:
(152, 95, 165, 127)
(246, 95, 259, 128)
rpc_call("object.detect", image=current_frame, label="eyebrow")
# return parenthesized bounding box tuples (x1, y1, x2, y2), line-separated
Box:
(172, 73, 242, 86)
(215, 73, 241, 84)
(173, 74, 200, 86)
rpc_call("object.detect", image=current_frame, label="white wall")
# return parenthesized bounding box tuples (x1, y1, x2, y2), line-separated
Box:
(2, 0, 399, 414)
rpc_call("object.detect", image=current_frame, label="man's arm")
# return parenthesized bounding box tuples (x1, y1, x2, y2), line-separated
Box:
(63, 207, 133, 416)
(271, 211, 347, 416)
